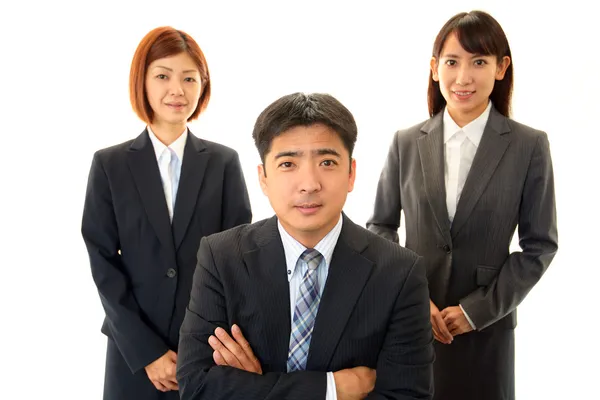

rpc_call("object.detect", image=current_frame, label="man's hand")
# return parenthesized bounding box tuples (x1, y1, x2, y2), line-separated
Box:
(144, 350, 178, 392)
(208, 324, 262, 374)
(333, 366, 376, 400)
(430, 299, 453, 344)
(441, 306, 474, 336)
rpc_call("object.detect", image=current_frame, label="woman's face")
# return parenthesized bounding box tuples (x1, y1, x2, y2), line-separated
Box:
(145, 52, 203, 127)
(431, 32, 510, 125)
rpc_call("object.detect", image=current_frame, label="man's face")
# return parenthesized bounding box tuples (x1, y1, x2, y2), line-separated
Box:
(258, 123, 356, 247)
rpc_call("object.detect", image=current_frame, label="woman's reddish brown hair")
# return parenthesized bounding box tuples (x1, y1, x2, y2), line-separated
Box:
(129, 26, 211, 123)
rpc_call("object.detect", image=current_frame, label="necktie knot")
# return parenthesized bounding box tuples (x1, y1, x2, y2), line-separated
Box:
(300, 249, 322, 271)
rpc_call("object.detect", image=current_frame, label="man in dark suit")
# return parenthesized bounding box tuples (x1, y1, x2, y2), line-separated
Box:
(176, 93, 434, 400)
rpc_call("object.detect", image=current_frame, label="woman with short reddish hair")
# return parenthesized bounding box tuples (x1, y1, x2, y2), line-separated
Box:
(81, 26, 252, 400)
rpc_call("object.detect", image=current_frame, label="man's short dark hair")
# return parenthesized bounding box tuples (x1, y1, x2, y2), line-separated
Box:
(252, 93, 358, 163)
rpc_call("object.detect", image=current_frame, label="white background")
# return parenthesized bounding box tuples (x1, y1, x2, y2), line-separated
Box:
(1, 1, 597, 398)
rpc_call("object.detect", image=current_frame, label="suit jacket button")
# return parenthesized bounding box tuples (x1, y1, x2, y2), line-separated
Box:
(443, 245, 451, 254)
(166, 268, 177, 278)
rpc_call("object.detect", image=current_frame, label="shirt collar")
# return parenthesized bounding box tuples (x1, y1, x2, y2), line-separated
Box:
(278, 214, 343, 281)
(147, 126, 188, 161)
(443, 100, 491, 147)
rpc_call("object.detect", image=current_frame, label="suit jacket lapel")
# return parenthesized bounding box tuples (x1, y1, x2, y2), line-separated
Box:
(127, 129, 175, 256)
(417, 113, 452, 245)
(242, 217, 291, 372)
(306, 215, 373, 370)
(172, 131, 209, 251)
(450, 108, 511, 238)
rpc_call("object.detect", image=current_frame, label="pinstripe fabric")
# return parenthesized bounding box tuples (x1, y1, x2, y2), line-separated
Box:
(177, 215, 435, 400)
(367, 105, 558, 400)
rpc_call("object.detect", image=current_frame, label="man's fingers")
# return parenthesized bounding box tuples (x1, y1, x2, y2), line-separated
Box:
(209, 335, 243, 369)
(208, 335, 220, 351)
(215, 328, 244, 357)
(232, 325, 252, 353)
(216, 327, 256, 371)
(213, 349, 228, 366)
(232, 325, 262, 372)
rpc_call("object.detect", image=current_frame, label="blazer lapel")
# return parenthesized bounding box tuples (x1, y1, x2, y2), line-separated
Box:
(417, 113, 452, 245)
(172, 131, 209, 251)
(450, 108, 511, 238)
(127, 130, 175, 256)
(306, 215, 374, 370)
(242, 217, 291, 372)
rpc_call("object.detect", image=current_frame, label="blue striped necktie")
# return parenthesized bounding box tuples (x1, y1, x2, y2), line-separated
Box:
(287, 248, 323, 372)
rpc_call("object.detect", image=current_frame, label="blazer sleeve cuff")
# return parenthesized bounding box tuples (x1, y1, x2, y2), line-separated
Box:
(459, 303, 477, 330)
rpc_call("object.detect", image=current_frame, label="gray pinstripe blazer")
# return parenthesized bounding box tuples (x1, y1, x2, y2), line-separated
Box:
(367, 106, 558, 331)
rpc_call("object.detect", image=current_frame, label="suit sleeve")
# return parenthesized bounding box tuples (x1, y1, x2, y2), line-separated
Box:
(366, 132, 402, 243)
(367, 257, 434, 400)
(221, 150, 252, 229)
(177, 237, 327, 400)
(460, 132, 559, 330)
(81, 153, 168, 373)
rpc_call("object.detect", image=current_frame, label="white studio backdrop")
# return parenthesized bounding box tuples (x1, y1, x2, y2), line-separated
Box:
(0, 1, 597, 398)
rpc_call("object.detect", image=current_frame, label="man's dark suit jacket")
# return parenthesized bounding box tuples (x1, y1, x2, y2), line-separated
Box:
(176, 214, 434, 400)
(81, 129, 252, 399)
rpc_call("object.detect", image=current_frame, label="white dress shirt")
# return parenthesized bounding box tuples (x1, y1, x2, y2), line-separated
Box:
(147, 126, 187, 221)
(278, 215, 343, 400)
(443, 101, 492, 330)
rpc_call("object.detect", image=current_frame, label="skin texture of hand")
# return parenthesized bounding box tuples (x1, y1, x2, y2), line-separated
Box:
(209, 325, 377, 399)
(333, 366, 377, 400)
(208, 324, 263, 374)
(441, 306, 474, 336)
(144, 350, 178, 392)
(430, 299, 453, 344)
